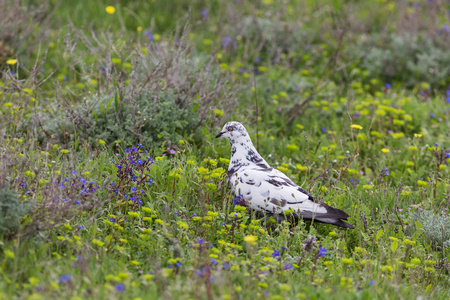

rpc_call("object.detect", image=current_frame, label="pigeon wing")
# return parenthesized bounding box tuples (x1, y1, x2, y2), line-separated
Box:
(230, 167, 354, 228)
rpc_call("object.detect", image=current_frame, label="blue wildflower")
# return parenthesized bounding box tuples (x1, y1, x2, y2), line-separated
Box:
(59, 275, 71, 283)
(116, 283, 125, 292)
(211, 258, 218, 265)
(284, 264, 294, 270)
(201, 9, 208, 19)
(272, 250, 280, 257)
(321, 127, 327, 133)
(222, 36, 232, 47)
(319, 247, 328, 257)
(77, 225, 84, 229)
(110, 218, 116, 223)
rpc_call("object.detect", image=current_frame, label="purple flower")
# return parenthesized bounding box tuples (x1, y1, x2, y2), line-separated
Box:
(222, 36, 232, 47)
(385, 83, 392, 89)
(384, 168, 389, 177)
(211, 258, 218, 265)
(353, 112, 360, 118)
(319, 247, 328, 257)
(201, 9, 208, 19)
(59, 275, 71, 283)
(195, 269, 203, 277)
(446, 96, 450, 104)
(110, 218, 116, 223)
(197, 238, 205, 245)
(430, 112, 436, 118)
(272, 250, 280, 257)
(116, 283, 125, 292)
(283, 264, 294, 270)
(77, 225, 84, 229)
(443, 25, 450, 32)
(145, 30, 154, 41)
(321, 127, 327, 133)
(147, 178, 153, 184)
(176, 262, 182, 267)
(369, 279, 374, 285)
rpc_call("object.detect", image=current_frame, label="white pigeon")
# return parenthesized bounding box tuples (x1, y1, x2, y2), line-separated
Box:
(215, 121, 355, 229)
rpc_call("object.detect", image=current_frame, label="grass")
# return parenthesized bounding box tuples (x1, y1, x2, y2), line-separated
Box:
(1, 0, 450, 299)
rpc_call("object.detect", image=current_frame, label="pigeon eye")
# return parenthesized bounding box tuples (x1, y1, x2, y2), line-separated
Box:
(227, 126, 233, 132)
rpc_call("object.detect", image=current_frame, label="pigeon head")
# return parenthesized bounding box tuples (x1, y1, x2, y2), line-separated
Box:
(215, 121, 250, 143)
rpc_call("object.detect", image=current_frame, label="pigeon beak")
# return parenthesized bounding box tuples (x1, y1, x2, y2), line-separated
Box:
(215, 131, 225, 138)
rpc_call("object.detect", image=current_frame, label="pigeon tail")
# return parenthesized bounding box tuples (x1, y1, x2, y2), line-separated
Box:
(313, 218, 355, 229)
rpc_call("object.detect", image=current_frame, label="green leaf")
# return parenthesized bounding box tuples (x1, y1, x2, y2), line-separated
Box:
(376, 229, 383, 241)
(192, 103, 200, 112)
(107, 97, 113, 112)
(331, 0, 341, 10)
(391, 240, 398, 252)
(93, 110, 97, 120)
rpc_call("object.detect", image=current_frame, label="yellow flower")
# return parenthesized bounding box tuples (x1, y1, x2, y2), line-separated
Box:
(324, 261, 333, 267)
(99, 139, 106, 145)
(243, 235, 257, 244)
(417, 180, 428, 187)
(105, 6, 115, 14)
(296, 164, 308, 171)
(286, 144, 299, 152)
(213, 109, 224, 117)
(137, 26, 142, 31)
(341, 258, 353, 265)
(6, 59, 17, 65)
(381, 148, 390, 153)
(351, 124, 363, 130)
(4, 249, 14, 259)
(414, 133, 422, 138)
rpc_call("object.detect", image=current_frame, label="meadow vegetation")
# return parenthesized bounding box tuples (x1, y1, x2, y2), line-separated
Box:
(1, 0, 450, 299)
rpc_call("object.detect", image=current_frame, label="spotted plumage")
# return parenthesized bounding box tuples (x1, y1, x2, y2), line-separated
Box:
(215, 121, 355, 229)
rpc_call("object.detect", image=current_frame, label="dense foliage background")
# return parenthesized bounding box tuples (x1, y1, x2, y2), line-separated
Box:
(1, 0, 450, 299)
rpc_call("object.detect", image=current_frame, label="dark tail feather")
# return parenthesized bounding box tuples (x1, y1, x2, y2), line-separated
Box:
(314, 218, 355, 229)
